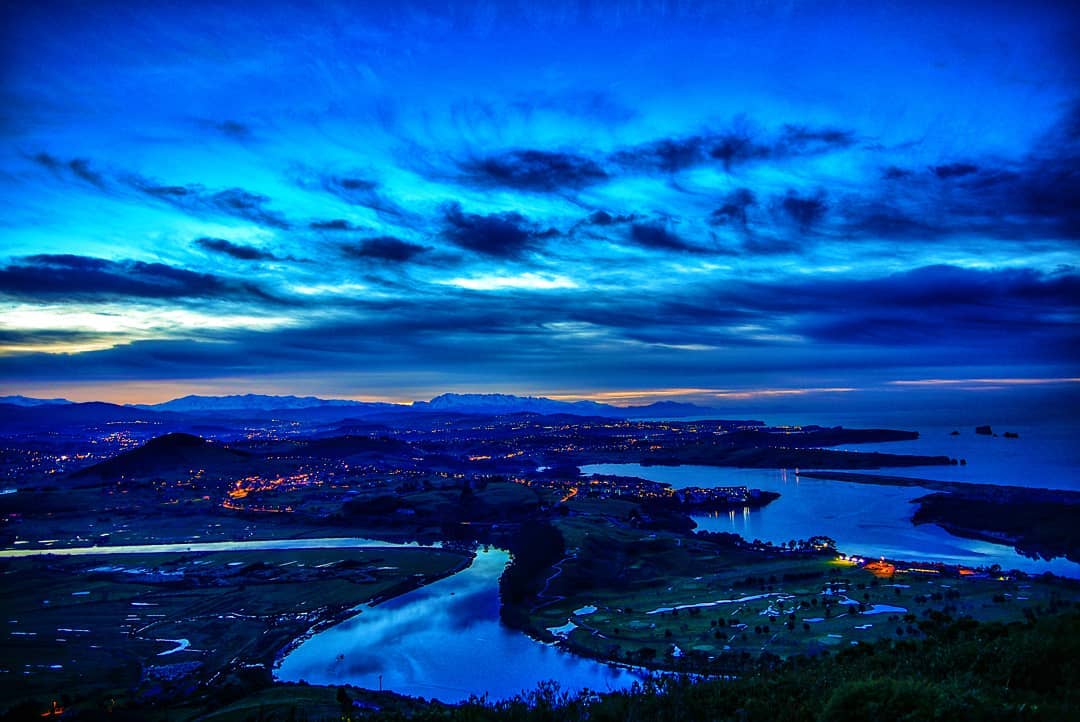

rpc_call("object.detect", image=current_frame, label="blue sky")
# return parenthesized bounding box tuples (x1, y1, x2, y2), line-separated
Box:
(0, 0, 1077, 405)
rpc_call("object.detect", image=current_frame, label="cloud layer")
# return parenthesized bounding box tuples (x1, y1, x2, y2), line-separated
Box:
(1, 0, 1077, 399)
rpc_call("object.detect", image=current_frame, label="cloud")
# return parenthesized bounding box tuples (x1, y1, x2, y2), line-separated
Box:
(210, 119, 253, 139)
(777, 189, 828, 231)
(707, 129, 772, 171)
(774, 124, 856, 155)
(441, 203, 555, 258)
(441, 272, 578, 291)
(195, 237, 278, 261)
(842, 116, 1080, 242)
(612, 136, 712, 173)
(709, 188, 757, 227)
(190, 118, 255, 140)
(1, 263, 1074, 386)
(931, 162, 979, 179)
(507, 90, 637, 126)
(28, 153, 293, 230)
(838, 202, 937, 239)
(310, 219, 365, 231)
(627, 222, 701, 252)
(461, 149, 608, 191)
(314, 174, 417, 224)
(29, 152, 107, 188)
(731, 265, 1080, 353)
(740, 234, 803, 255)
(585, 210, 637, 226)
(0, 327, 121, 353)
(612, 121, 856, 174)
(882, 166, 913, 180)
(129, 178, 291, 229)
(342, 237, 429, 262)
(0, 254, 277, 302)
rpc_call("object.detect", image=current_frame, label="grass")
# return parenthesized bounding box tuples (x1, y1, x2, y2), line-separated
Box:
(0, 546, 470, 717)
(530, 509, 1080, 669)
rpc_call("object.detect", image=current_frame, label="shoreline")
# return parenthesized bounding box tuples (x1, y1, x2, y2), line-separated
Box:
(270, 549, 476, 673)
(795, 471, 1080, 499)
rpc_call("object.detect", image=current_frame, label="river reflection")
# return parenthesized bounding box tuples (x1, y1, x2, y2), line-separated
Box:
(581, 464, 1080, 577)
(275, 548, 648, 702)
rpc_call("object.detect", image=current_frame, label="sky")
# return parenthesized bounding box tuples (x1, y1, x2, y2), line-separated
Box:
(0, 0, 1078, 407)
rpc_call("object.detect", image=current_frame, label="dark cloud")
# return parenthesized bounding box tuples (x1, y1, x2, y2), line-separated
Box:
(195, 237, 278, 261)
(342, 237, 429, 263)
(842, 106, 1080, 242)
(441, 203, 554, 258)
(931, 162, 979, 179)
(613, 136, 711, 173)
(28, 153, 292, 229)
(4, 263, 1074, 385)
(709, 188, 757, 227)
(741, 235, 803, 255)
(790, 266, 1080, 347)
(315, 174, 417, 224)
(0, 254, 276, 302)
(130, 178, 291, 229)
(613, 121, 856, 174)
(882, 166, 913, 180)
(839, 205, 936, 239)
(775, 125, 856, 155)
(586, 210, 637, 226)
(462, 149, 608, 191)
(192, 118, 254, 140)
(777, 189, 828, 231)
(628, 223, 701, 252)
(213, 120, 252, 139)
(30, 152, 107, 188)
(707, 130, 772, 171)
(310, 219, 364, 231)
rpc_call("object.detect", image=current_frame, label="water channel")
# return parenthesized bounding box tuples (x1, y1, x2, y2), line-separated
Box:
(275, 548, 648, 702)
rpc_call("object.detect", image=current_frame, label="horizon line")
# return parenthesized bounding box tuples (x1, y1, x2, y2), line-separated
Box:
(3, 376, 1079, 407)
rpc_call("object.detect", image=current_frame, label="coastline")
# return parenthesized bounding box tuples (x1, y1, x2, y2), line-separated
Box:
(795, 471, 1080, 499)
(798, 472, 1080, 567)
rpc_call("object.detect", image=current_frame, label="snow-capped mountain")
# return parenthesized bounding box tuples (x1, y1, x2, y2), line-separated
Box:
(412, 393, 721, 418)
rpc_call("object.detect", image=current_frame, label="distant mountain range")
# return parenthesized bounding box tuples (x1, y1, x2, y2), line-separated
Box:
(413, 393, 718, 418)
(1, 392, 728, 419)
(0, 395, 73, 406)
(134, 393, 380, 413)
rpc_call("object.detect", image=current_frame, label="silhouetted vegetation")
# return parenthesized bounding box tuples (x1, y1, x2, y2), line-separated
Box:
(501, 521, 566, 608)
(913, 493, 1080, 563)
(347, 611, 1080, 722)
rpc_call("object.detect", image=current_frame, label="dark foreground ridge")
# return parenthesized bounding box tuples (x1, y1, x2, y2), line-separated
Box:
(362, 611, 1080, 722)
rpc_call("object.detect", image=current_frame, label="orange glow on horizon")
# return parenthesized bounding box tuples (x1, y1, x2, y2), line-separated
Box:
(3, 375, 1074, 407)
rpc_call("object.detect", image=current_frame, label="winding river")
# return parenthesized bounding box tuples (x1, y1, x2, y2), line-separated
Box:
(275, 548, 648, 702)
(4, 537, 650, 701)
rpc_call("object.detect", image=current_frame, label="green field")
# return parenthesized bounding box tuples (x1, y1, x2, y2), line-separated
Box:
(0, 546, 470, 717)
(528, 508, 1080, 670)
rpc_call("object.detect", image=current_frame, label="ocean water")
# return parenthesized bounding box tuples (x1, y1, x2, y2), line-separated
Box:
(830, 423, 1080, 491)
(580, 463, 1080, 578)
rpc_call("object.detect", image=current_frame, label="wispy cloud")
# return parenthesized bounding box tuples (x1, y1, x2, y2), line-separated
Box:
(441, 272, 578, 291)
